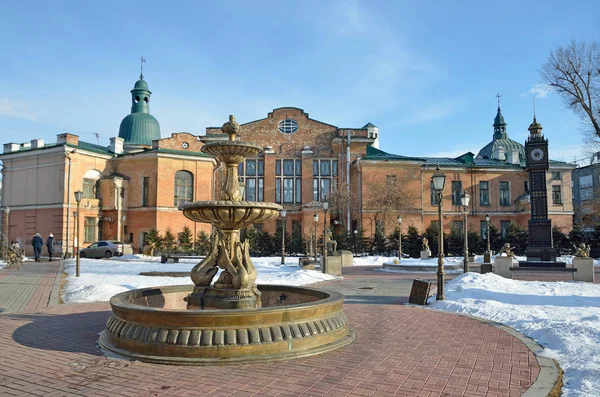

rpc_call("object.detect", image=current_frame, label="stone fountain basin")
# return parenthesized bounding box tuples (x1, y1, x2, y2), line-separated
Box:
(201, 141, 263, 158)
(99, 284, 355, 365)
(181, 201, 282, 230)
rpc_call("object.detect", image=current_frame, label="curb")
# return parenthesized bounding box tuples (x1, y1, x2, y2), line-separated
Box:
(48, 261, 64, 306)
(406, 305, 562, 397)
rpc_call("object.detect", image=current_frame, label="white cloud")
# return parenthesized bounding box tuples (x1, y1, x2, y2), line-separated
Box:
(0, 98, 37, 121)
(521, 84, 553, 99)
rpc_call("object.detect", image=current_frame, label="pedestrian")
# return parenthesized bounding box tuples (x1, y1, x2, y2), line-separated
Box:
(46, 233, 55, 261)
(32, 232, 43, 262)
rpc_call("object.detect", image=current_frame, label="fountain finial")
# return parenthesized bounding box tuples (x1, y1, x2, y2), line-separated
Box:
(222, 115, 240, 141)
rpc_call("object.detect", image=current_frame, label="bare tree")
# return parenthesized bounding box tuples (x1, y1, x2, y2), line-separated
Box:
(326, 181, 360, 226)
(541, 40, 600, 140)
(364, 176, 418, 230)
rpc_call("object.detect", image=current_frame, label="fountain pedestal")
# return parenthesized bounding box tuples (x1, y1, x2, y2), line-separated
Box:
(187, 286, 262, 310)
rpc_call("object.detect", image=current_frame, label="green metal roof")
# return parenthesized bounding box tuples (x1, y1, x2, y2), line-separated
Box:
(119, 113, 161, 146)
(154, 148, 212, 158)
(477, 138, 525, 163)
(133, 78, 148, 90)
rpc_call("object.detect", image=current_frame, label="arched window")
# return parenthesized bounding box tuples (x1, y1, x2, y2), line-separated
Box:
(174, 170, 193, 207)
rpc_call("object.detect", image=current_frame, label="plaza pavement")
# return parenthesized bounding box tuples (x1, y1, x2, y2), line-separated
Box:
(0, 260, 575, 397)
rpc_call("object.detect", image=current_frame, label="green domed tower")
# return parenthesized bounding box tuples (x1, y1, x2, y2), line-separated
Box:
(118, 74, 161, 152)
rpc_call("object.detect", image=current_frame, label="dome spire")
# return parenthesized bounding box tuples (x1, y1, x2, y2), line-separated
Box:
(493, 94, 507, 140)
(140, 56, 146, 80)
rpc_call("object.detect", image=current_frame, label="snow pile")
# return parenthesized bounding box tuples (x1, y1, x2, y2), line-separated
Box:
(430, 273, 600, 397)
(61, 256, 337, 304)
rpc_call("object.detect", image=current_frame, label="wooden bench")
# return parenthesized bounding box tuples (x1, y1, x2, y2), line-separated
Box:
(160, 255, 205, 263)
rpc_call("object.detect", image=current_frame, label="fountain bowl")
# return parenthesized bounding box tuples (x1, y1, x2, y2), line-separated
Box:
(181, 201, 282, 230)
(99, 284, 355, 365)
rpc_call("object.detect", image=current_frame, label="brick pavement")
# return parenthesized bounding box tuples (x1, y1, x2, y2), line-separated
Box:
(0, 260, 63, 314)
(0, 262, 562, 396)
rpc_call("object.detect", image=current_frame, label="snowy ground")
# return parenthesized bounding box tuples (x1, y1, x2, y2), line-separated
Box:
(429, 273, 600, 397)
(61, 255, 338, 304)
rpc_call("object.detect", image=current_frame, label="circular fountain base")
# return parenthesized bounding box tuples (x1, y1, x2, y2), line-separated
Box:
(99, 284, 355, 365)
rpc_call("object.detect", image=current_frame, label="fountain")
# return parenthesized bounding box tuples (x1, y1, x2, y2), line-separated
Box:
(98, 116, 355, 364)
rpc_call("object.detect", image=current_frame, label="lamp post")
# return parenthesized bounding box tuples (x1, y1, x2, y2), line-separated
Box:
(461, 190, 471, 273)
(431, 166, 446, 301)
(313, 213, 319, 262)
(322, 201, 329, 271)
(280, 210, 287, 265)
(122, 215, 126, 243)
(353, 229, 358, 256)
(484, 213, 491, 263)
(4, 207, 10, 259)
(74, 190, 83, 277)
(397, 215, 403, 262)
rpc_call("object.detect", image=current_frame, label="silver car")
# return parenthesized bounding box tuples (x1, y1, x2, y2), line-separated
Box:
(79, 241, 124, 259)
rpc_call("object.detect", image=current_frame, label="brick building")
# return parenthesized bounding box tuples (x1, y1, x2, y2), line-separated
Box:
(0, 76, 214, 255)
(200, 106, 574, 240)
(0, 74, 575, 255)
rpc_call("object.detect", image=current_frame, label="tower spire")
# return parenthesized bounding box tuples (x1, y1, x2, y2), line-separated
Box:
(533, 97, 537, 122)
(140, 56, 146, 80)
(496, 93, 502, 110)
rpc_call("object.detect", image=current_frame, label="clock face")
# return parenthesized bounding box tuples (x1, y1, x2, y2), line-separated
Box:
(181, 142, 189, 149)
(530, 148, 544, 161)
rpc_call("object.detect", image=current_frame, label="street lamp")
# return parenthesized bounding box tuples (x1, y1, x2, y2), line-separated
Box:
(353, 229, 358, 256)
(396, 215, 403, 262)
(322, 201, 329, 272)
(4, 207, 10, 260)
(280, 210, 287, 265)
(431, 166, 446, 301)
(461, 190, 471, 273)
(122, 215, 127, 243)
(313, 213, 319, 262)
(484, 212, 491, 263)
(74, 190, 83, 277)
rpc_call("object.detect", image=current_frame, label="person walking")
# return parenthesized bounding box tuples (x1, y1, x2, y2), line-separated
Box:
(32, 232, 43, 262)
(46, 233, 55, 261)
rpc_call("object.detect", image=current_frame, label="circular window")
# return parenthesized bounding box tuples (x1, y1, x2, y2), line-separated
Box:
(278, 119, 298, 134)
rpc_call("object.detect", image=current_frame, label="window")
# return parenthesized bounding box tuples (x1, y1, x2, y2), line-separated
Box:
(174, 171, 193, 207)
(430, 181, 440, 205)
(240, 159, 264, 202)
(451, 181, 462, 205)
(500, 220, 510, 238)
(283, 179, 294, 203)
(552, 185, 562, 204)
(84, 217, 96, 242)
(283, 160, 294, 176)
(579, 175, 593, 201)
(453, 220, 464, 234)
(142, 177, 149, 207)
(524, 180, 529, 193)
(275, 159, 301, 203)
(386, 175, 397, 186)
(295, 178, 302, 203)
(312, 159, 337, 202)
(83, 178, 98, 199)
(479, 181, 489, 205)
(275, 179, 281, 203)
(480, 220, 487, 239)
(499, 181, 510, 206)
(552, 172, 562, 180)
(253, 223, 263, 233)
(278, 119, 298, 134)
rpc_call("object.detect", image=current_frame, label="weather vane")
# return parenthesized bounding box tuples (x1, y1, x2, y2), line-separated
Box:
(496, 93, 502, 108)
(533, 97, 536, 119)
(140, 56, 146, 79)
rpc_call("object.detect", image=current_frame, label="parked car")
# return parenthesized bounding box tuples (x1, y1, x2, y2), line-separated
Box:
(79, 241, 124, 259)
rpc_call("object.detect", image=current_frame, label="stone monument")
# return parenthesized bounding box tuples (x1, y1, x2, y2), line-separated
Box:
(573, 243, 594, 282)
(420, 237, 431, 260)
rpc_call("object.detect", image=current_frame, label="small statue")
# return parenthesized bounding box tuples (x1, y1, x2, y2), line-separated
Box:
(422, 237, 430, 252)
(573, 243, 591, 258)
(498, 243, 515, 258)
(324, 228, 337, 254)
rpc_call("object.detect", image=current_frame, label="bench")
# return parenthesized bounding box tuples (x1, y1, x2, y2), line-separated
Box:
(160, 255, 205, 263)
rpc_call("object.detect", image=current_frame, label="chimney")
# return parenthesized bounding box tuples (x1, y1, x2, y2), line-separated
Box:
(507, 149, 520, 165)
(493, 146, 505, 161)
(31, 139, 45, 149)
(57, 133, 79, 146)
(110, 137, 124, 154)
(3, 143, 20, 153)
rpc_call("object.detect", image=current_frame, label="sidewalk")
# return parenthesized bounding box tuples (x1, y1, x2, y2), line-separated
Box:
(0, 263, 549, 397)
(0, 259, 63, 314)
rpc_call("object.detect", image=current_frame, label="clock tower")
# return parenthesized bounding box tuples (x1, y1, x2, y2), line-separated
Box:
(522, 116, 558, 263)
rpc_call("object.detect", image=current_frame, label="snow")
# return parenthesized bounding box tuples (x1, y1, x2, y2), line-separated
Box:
(429, 273, 600, 397)
(61, 256, 338, 304)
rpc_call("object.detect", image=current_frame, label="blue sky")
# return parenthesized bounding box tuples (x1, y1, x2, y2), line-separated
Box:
(0, 0, 598, 163)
